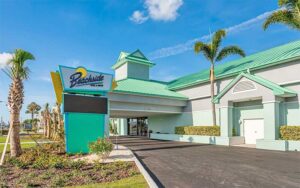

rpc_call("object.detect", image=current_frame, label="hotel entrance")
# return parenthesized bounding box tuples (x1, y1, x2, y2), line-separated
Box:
(127, 117, 148, 136)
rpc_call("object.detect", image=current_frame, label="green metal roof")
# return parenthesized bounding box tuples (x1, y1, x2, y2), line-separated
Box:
(112, 78, 188, 100)
(168, 40, 300, 90)
(213, 72, 297, 104)
(112, 49, 155, 70)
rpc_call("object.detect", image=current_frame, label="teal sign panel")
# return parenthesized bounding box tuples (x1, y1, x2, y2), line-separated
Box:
(65, 112, 105, 153)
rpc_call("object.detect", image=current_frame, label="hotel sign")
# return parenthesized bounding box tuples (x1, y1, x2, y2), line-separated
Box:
(59, 65, 113, 93)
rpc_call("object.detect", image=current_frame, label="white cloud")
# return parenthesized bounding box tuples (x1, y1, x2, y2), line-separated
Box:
(148, 9, 276, 59)
(146, 0, 183, 21)
(130, 0, 183, 24)
(130, 11, 149, 24)
(0, 53, 13, 69)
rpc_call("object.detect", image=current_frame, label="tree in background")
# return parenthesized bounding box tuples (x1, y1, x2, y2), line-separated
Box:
(3, 49, 35, 157)
(25, 102, 41, 132)
(41, 103, 51, 138)
(194, 29, 245, 126)
(263, 0, 300, 30)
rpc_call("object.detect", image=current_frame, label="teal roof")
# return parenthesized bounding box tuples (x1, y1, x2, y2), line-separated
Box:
(168, 40, 300, 90)
(112, 78, 188, 100)
(112, 49, 155, 70)
(213, 72, 297, 104)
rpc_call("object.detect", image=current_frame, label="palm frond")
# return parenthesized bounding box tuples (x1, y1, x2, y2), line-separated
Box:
(216, 46, 246, 62)
(211, 29, 226, 57)
(8, 49, 35, 80)
(263, 9, 300, 30)
(194, 42, 213, 62)
(279, 0, 298, 8)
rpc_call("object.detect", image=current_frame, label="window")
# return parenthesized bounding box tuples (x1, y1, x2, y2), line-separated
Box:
(233, 80, 256, 93)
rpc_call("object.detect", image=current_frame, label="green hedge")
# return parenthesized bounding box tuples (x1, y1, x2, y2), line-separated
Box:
(175, 126, 220, 136)
(280, 126, 300, 140)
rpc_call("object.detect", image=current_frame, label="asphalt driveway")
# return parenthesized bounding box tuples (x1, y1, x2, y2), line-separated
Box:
(111, 136, 300, 188)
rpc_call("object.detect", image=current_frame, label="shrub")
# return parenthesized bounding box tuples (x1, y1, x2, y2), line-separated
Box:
(89, 138, 113, 161)
(280, 126, 300, 140)
(69, 159, 86, 170)
(7, 157, 29, 169)
(32, 153, 68, 169)
(175, 126, 220, 136)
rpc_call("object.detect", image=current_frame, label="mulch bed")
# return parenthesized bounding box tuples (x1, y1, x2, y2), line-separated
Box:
(0, 161, 140, 187)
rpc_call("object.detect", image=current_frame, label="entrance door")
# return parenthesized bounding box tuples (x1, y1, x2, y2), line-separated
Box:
(127, 117, 148, 136)
(244, 119, 264, 144)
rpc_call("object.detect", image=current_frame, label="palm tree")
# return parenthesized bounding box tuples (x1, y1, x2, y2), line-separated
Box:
(263, 0, 300, 30)
(25, 102, 41, 131)
(194, 29, 245, 126)
(4, 49, 35, 157)
(41, 103, 51, 138)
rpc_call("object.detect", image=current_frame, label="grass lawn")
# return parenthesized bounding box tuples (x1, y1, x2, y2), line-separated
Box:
(0, 136, 32, 143)
(70, 174, 148, 188)
(0, 143, 37, 153)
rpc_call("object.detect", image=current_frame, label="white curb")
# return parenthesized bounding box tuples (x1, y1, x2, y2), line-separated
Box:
(126, 146, 159, 188)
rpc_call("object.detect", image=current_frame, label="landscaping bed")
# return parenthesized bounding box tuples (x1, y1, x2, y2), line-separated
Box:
(0, 143, 146, 187)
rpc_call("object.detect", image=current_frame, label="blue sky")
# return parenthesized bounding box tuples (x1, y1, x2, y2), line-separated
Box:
(0, 0, 300, 122)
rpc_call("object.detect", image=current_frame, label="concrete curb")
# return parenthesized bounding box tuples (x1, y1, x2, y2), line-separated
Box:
(125, 146, 159, 188)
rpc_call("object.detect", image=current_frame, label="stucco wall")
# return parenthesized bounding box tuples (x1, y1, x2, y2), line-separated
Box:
(176, 60, 300, 113)
(115, 62, 150, 81)
(115, 63, 128, 81)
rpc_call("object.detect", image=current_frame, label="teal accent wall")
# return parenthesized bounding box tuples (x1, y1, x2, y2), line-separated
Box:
(263, 102, 280, 139)
(65, 113, 105, 154)
(281, 101, 300, 125)
(127, 62, 149, 80)
(148, 113, 193, 134)
(220, 107, 233, 137)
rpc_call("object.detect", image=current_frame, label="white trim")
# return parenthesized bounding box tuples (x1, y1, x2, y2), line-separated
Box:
(189, 95, 211, 100)
(109, 91, 188, 101)
(110, 108, 181, 114)
(262, 100, 281, 104)
(279, 80, 300, 86)
(219, 106, 234, 109)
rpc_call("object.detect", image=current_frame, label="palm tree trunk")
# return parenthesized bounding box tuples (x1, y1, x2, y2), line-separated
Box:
(210, 65, 217, 126)
(9, 112, 22, 157)
(43, 119, 47, 137)
(31, 112, 34, 131)
(46, 114, 51, 138)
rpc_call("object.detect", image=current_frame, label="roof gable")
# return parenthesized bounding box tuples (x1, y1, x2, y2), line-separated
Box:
(112, 49, 155, 70)
(213, 72, 297, 104)
(168, 40, 300, 90)
(128, 49, 148, 60)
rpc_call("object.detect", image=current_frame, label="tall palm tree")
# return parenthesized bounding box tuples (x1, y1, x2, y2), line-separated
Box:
(25, 102, 41, 131)
(4, 49, 35, 157)
(194, 29, 245, 126)
(263, 0, 300, 30)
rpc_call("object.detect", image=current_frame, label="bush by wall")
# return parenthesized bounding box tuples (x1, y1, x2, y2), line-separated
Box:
(280, 126, 300, 140)
(175, 126, 220, 136)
